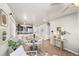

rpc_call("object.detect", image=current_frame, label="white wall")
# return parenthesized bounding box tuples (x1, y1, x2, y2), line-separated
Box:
(9, 15, 16, 37)
(37, 13, 79, 55)
(0, 3, 16, 56)
(50, 13, 78, 55)
(0, 3, 11, 39)
(77, 10, 79, 54)
(37, 23, 50, 40)
(38, 24, 46, 39)
(33, 25, 38, 34)
(0, 43, 8, 56)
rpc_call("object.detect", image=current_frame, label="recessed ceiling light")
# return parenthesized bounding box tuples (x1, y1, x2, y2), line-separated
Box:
(24, 15, 27, 20)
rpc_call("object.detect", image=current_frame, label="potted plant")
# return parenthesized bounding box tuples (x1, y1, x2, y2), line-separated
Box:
(8, 38, 24, 50)
(8, 40, 17, 50)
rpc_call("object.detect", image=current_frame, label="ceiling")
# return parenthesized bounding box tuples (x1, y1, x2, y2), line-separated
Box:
(8, 3, 78, 26)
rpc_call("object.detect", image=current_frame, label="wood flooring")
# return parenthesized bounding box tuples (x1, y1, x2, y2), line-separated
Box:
(40, 40, 76, 56)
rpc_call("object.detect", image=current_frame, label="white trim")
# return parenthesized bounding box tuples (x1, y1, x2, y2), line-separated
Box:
(10, 15, 16, 24)
(64, 48, 79, 55)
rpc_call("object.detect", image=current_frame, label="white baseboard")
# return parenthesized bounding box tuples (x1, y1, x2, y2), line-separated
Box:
(64, 48, 79, 55)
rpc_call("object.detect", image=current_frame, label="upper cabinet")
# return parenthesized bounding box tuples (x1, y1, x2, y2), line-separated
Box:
(16, 24, 33, 34)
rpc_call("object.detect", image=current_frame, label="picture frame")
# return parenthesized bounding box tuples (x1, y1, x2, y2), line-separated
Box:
(2, 30, 7, 41)
(0, 8, 8, 27)
(0, 28, 7, 42)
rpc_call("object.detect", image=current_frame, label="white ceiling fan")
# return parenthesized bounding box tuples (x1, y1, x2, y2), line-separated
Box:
(51, 3, 79, 13)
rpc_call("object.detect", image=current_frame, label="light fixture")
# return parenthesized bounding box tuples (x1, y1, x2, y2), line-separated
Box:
(24, 14, 27, 20)
(9, 13, 12, 15)
(24, 15, 27, 20)
(23, 15, 27, 26)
